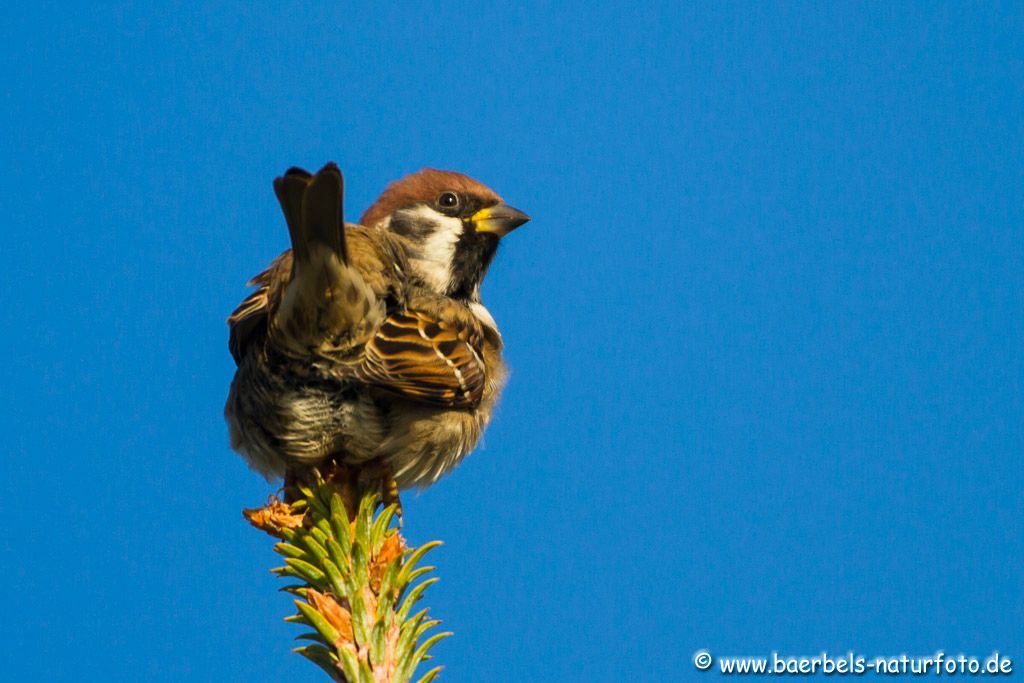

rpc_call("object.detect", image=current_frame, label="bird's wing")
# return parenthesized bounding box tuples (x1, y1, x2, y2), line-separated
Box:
(358, 310, 487, 408)
(227, 250, 292, 365)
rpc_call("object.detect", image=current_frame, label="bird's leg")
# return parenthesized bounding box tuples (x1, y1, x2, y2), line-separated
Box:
(282, 467, 300, 504)
(322, 458, 359, 521)
(382, 467, 403, 526)
(357, 461, 403, 525)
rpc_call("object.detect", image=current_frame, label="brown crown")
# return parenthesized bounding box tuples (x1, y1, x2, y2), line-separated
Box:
(360, 168, 502, 227)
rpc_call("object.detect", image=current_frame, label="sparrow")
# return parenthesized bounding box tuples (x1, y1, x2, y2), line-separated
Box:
(225, 163, 529, 492)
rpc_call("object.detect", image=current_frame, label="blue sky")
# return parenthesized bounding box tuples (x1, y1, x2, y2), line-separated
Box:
(2, 2, 1022, 681)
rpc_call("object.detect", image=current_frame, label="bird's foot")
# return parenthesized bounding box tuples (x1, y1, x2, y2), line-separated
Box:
(382, 469, 403, 527)
(356, 462, 403, 526)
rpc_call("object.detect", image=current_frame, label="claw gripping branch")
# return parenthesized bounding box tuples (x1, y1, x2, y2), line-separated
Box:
(245, 478, 449, 683)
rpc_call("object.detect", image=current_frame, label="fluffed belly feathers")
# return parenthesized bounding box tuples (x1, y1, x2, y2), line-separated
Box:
(224, 349, 503, 490)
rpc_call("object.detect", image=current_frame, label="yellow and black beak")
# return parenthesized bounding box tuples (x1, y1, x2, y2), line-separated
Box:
(471, 203, 530, 237)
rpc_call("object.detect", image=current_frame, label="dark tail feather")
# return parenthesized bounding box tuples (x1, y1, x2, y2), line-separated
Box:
(265, 163, 370, 354)
(273, 167, 313, 263)
(299, 162, 348, 263)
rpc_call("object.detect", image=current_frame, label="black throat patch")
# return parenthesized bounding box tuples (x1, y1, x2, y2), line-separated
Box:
(449, 228, 499, 301)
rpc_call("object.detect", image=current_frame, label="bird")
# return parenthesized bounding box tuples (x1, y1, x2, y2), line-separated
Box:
(225, 163, 529, 494)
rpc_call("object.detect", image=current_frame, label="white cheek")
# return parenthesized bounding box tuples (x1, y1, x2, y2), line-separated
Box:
(404, 206, 463, 292)
(414, 257, 451, 293)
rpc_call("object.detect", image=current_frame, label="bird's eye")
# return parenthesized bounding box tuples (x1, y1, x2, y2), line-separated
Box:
(437, 192, 460, 209)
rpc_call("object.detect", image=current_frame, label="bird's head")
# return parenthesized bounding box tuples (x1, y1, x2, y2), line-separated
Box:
(360, 169, 529, 302)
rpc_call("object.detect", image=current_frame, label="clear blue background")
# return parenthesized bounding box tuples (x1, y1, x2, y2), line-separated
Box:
(2, 2, 1021, 680)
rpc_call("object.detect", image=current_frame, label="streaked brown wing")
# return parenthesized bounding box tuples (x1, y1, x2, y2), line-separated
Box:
(360, 310, 486, 408)
(227, 250, 292, 364)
